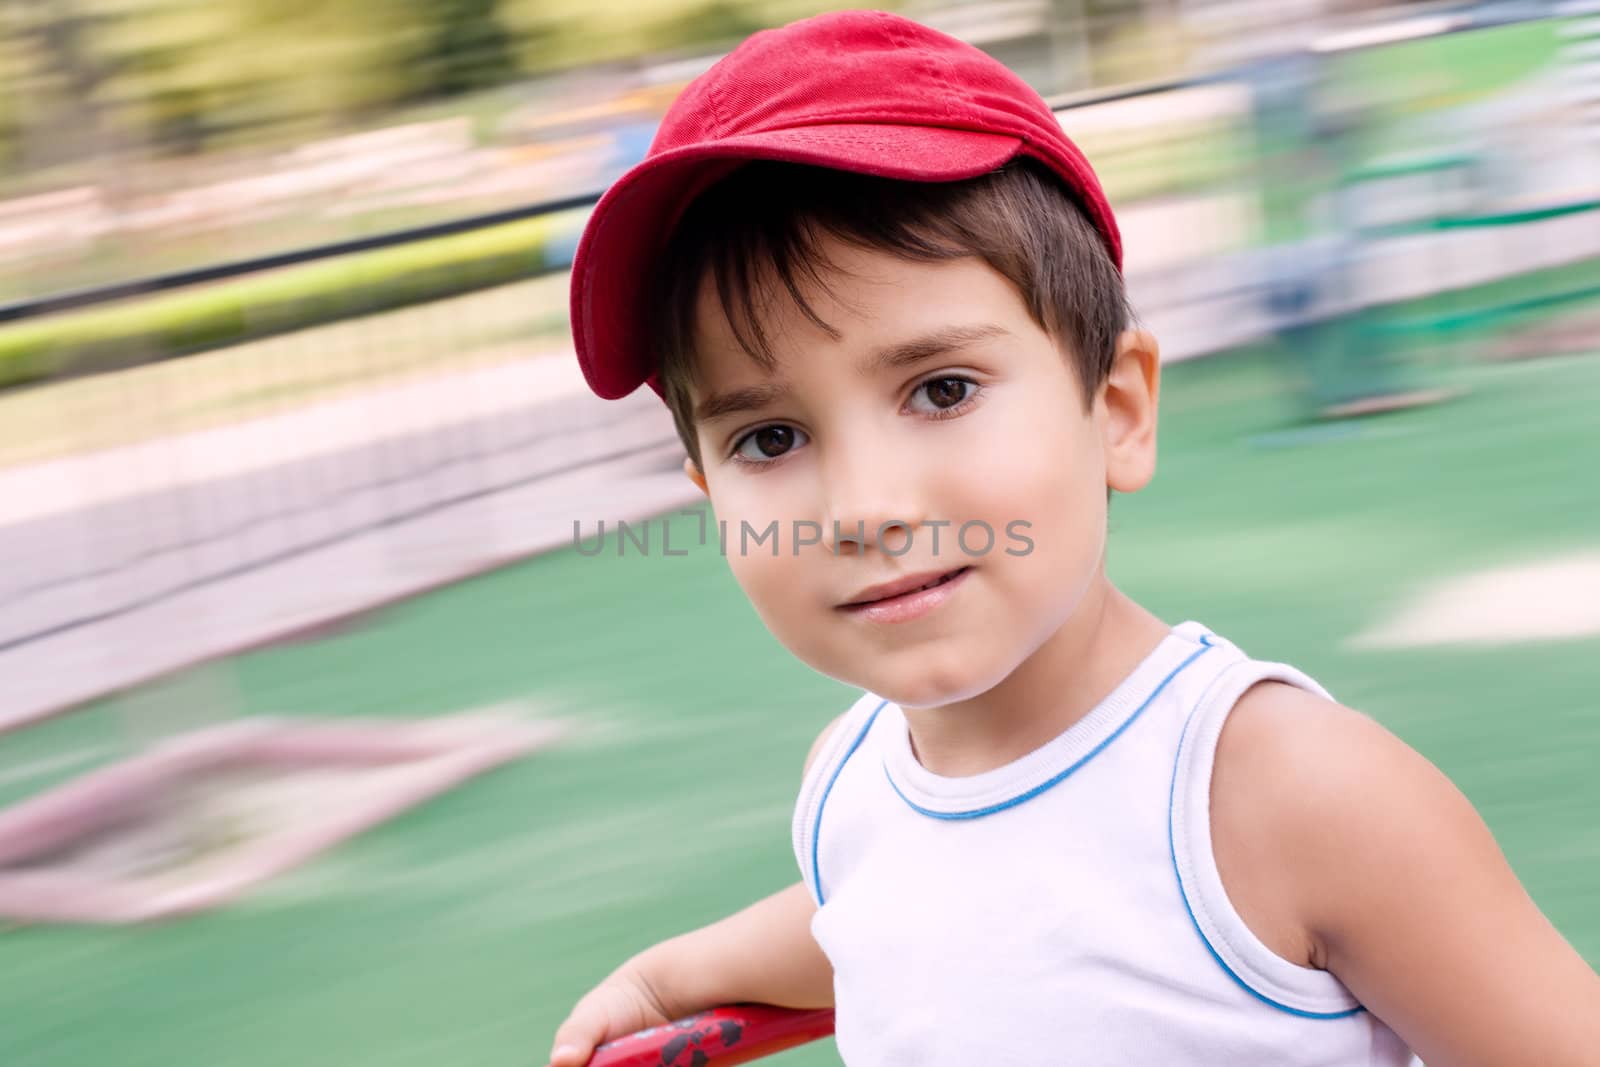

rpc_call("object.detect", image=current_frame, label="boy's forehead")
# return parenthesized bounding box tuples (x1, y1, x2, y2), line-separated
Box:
(685, 255, 1031, 427)
(687, 237, 996, 363)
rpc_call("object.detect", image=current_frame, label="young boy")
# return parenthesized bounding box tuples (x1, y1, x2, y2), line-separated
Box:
(549, 11, 1600, 1065)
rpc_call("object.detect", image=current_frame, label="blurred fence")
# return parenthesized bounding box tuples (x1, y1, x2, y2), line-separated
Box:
(0, 297, 691, 726)
(3, 4, 1600, 727)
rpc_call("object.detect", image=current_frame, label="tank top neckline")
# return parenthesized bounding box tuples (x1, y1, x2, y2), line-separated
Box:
(879, 621, 1219, 819)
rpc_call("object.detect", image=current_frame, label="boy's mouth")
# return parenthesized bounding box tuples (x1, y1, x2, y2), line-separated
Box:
(839, 566, 972, 609)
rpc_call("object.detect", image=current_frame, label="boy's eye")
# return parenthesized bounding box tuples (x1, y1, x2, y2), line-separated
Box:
(910, 377, 976, 413)
(733, 424, 808, 463)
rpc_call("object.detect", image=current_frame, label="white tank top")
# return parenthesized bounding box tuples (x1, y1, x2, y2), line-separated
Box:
(792, 621, 1418, 1066)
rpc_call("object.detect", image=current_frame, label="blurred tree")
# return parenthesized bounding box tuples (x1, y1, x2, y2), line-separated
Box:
(502, 0, 855, 75)
(1044, 0, 1095, 92)
(0, 42, 17, 173)
(653, 0, 769, 53)
(399, 0, 519, 100)
(87, 0, 411, 152)
(1079, 0, 1187, 85)
(2, 0, 888, 170)
(8, 0, 121, 167)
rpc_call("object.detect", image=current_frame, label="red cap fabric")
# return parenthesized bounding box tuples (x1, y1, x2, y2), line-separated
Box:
(569, 9, 1121, 401)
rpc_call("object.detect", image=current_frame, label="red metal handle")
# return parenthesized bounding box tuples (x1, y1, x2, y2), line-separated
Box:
(588, 1004, 836, 1067)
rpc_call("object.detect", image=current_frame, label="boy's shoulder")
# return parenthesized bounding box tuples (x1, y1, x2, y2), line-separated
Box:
(1211, 680, 1485, 965)
(804, 713, 846, 778)
(1214, 679, 1416, 837)
(1213, 678, 1600, 1062)
(801, 690, 886, 778)
(1213, 680, 1419, 887)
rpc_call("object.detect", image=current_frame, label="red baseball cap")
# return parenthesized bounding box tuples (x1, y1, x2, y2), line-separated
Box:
(569, 8, 1122, 401)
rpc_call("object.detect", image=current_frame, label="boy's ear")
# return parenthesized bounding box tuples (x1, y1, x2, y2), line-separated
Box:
(683, 457, 709, 497)
(1100, 328, 1161, 494)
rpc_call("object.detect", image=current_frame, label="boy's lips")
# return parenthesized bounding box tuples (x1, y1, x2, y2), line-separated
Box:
(837, 566, 972, 621)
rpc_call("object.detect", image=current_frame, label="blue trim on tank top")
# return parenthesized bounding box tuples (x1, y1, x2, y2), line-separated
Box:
(811, 699, 888, 906)
(882, 637, 1216, 822)
(1166, 698, 1366, 1021)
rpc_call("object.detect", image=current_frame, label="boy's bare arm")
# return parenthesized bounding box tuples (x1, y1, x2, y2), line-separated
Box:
(641, 714, 845, 1012)
(1214, 683, 1600, 1067)
(635, 881, 834, 1013)
(547, 715, 842, 1066)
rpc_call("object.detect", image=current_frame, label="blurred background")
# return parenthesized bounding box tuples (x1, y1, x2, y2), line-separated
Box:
(2, 1, 1598, 1064)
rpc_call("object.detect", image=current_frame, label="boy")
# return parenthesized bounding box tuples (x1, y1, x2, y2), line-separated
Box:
(549, 11, 1600, 1065)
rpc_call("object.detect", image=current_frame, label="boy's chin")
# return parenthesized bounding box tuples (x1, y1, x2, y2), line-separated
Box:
(845, 661, 1008, 711)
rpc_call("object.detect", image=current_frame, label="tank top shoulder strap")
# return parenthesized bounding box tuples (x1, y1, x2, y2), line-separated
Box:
(1168, 630, 1364, 1018)
(1154, 623, 1258, 727)
(793, 691, 891, 906)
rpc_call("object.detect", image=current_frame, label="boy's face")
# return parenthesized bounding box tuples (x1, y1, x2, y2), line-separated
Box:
(683, 237, 1159, 709)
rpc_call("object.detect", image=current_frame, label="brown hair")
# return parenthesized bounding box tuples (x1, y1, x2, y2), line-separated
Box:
(649, 157, 1130, 470)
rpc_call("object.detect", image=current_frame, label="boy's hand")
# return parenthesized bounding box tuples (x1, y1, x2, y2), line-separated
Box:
(547, 962, 675, 1067)
(547, 716, 845, 1067)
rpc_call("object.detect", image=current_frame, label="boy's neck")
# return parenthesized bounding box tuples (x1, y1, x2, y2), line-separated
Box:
(901, 579, 1172, 778)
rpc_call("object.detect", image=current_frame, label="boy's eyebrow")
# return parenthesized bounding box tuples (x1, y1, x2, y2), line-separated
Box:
(857, 323, 1011, 376)
(694, 323, 1011, 425)
(695, 381, 791, 425)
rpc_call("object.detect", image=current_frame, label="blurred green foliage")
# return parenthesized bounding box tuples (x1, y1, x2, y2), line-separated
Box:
(0, 0, 862, 171)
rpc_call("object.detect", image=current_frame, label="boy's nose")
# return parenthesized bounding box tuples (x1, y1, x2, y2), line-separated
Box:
(827, 516, 914, 557)
(820, 448, 927, 558)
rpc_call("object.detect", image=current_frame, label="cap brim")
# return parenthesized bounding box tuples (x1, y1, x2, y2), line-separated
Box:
(571, 123, 1025, 400)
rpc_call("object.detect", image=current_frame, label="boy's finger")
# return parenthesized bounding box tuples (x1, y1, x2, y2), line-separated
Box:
(547, 1031, 597, 1067)
(547, 1008, 604, 1067)
(547, 1041, 594, 1067)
